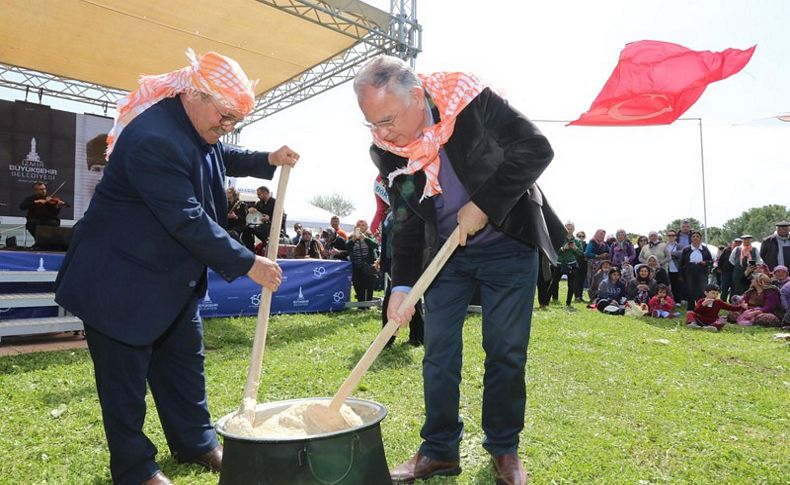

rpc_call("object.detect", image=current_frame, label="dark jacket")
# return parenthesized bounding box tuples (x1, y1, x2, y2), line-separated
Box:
(19, 194, 61, 223)
(760, 234, 788, 270)
(717, 246, 735, 273)
(369, 88, 565, 287)
(680, 244, 713, 278)
(55, 97, 275, 345)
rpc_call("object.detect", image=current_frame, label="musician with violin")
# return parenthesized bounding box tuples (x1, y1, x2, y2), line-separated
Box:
(225, 187, 254, 250)
(19, 181, 68, 246)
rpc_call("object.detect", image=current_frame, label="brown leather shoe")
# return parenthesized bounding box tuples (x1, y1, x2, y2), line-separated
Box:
(390, 452, 461, 483)
(492, 454, 528, 485)
(189, 444, 223, 472)
(142, 471, 174, 485)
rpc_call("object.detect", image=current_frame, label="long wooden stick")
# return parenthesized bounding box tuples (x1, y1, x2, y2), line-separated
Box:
(328, 226, 461, 412)
(238, 165, 291, 420)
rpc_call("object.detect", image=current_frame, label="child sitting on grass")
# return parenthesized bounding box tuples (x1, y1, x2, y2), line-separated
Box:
(648, 283, 675, 318)
(596, 267, 626, 315)
(686, 283, 746, 331)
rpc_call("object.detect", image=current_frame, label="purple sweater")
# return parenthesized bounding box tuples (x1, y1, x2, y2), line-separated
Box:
(610, 240, 636, 266)
(781, 281, 790, 311)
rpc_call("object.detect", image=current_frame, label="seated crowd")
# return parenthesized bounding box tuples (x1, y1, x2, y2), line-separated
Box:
(538, 219, 790, 332)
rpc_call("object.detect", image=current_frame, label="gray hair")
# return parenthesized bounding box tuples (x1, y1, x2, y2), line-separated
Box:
(353, 55, 421, 103)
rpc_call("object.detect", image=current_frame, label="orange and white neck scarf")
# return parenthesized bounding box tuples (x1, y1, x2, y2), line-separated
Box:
(373, 72, 486, 201)
(105, 49, 257, 159)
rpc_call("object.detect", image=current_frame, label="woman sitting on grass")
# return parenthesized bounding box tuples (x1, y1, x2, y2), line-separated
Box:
(730, 273, 783, 326)
(627, 264, 657, 305)
(596, 267, 626, 315)
(771, 265, 789, 288)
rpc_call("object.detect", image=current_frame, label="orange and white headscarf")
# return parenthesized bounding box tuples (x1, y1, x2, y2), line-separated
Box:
(372, 72, 486, 201)
(105, 49, 257, 159)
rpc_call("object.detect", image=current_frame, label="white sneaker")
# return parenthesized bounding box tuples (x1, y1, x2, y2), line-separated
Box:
(702, 325, 719, 332)
(687, 323, 702, 329)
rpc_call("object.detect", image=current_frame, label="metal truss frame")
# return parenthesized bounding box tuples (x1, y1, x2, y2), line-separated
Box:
(0, 0, 421, 131)
(0, 63, 125, 113)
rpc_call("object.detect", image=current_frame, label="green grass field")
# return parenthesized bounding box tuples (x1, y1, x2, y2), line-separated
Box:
(1, 289, 788, 484)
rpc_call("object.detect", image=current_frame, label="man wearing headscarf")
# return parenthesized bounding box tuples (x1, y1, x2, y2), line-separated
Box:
(354, 55, 564, 485)
(55, 50, 298, 485)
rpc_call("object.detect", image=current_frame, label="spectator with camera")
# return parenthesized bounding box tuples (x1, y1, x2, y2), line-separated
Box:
(349, 225, 379, 304)
(550, 222, 583, 308)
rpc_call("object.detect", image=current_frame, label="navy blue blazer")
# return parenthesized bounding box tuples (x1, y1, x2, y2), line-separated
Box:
(55, 97, 276, 345)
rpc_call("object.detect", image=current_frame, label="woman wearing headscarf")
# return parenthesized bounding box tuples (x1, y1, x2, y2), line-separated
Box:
(730, 273, 783, 326)
(627, 264, 657, 305)
(609, 229, 636, 267)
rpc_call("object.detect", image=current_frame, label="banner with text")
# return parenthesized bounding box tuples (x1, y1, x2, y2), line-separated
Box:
(0, 99, 112, 221)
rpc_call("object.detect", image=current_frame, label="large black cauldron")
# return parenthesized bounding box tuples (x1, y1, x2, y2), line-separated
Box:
(216, 397, 391, 485)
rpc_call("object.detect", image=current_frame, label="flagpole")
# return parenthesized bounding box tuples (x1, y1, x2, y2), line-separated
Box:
(539, 117, 711, 243)
(680, 117, 708, 243)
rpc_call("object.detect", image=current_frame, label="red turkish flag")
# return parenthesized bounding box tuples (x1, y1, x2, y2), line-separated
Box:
(569, 40, 756, 126)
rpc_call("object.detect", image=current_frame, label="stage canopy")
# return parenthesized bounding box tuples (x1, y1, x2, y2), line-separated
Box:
(0, 0, 420, 126)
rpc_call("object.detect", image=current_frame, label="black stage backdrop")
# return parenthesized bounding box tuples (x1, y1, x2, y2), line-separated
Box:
(0, 99, 112, 221)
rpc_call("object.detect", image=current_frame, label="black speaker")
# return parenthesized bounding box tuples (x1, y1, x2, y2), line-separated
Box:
(5, 236, 17, 248)
(34, 226, 73, 251)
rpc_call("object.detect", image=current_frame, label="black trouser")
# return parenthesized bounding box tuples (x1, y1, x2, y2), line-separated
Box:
(83, 297, 217, 484)
(669, 271, 686, 302)
(352, 266, 377, 302)
(536, 260, 553, 307)
(685, 264, 709, 310)
(250, 222, 271, 247)
(574, 259, 587, 299)
(549, 264, 577, 305)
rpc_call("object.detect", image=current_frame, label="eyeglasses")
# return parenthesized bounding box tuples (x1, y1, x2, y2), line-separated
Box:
(667, 234, 677, 237)
(363, 109, 401, 131)
(206, 95, 243, 127)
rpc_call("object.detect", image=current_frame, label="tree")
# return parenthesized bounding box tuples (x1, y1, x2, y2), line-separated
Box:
(719, 204, 790, 243)
(664, 217, 702, 234)
(309, 193, 355, 218)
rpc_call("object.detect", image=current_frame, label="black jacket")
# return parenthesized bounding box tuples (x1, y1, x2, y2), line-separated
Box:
(680, 245, 713, 278)
(760, 234, 788, 270)
(370, 88, 565, 287)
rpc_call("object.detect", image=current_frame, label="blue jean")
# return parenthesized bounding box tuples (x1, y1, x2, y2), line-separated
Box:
(84, 296, 218, 484)
(418, 238, 538, 460)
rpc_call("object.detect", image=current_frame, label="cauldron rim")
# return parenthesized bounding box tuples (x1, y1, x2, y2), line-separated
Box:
(216, 396, 388, 443)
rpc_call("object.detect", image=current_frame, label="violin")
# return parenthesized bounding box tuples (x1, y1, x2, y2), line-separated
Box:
(42, 181, 70, 207)
(45, 196, 70, 207)
(34, 195, 70, 207)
